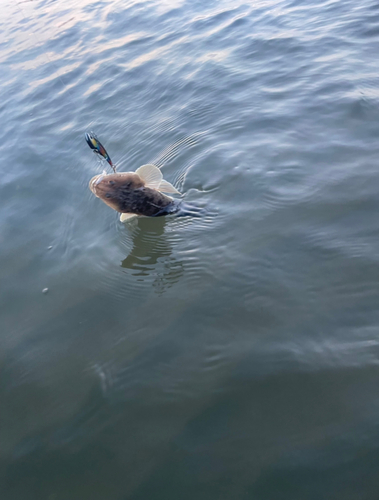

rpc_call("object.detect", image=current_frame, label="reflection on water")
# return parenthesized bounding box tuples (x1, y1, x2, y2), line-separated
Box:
(121, 216, 184, 294)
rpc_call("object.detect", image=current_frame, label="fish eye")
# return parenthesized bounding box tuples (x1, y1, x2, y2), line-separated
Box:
(105, 193, 112, 198)
(109, 180, 115, 186)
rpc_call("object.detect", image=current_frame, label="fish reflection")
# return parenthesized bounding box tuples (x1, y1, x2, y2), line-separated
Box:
(121, 216, 183, 294)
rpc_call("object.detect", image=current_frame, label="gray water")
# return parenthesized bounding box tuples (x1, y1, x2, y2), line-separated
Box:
(2, 0, 379, 498)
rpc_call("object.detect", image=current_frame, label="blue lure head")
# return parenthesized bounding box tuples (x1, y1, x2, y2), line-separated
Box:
(85, 132, 115, 172)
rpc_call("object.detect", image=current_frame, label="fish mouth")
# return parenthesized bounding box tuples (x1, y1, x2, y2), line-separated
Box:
(89, 174, 105, 196)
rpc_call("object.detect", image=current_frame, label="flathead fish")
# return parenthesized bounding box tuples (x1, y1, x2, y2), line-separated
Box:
(89, 164, 181, 222)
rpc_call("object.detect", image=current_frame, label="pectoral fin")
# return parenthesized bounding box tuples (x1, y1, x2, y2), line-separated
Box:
(135, 164, 162, 189)
(120, 213, 137, 222)
(158, 179, 181, 195)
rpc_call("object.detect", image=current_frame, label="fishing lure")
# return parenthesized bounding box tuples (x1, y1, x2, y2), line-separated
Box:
(85, 131, 116, 172)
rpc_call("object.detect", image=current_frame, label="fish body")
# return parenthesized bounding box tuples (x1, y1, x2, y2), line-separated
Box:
(89, 164, 181, 221)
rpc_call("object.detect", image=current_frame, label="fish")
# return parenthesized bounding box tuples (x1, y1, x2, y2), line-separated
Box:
(85, 131, 115, 171)
(89, 163, 182, 222)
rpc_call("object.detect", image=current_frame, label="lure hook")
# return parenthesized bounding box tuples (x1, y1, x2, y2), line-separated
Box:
(85, 131, 116, 173)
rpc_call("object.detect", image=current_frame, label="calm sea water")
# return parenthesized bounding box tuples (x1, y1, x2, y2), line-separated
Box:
(2, 0, 379, 498)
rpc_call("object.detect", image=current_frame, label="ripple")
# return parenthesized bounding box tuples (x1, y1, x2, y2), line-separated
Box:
(153, 132, 206, 168)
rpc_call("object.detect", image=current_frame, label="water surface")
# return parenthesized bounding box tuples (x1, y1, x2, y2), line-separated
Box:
(2, 0, 379, 498)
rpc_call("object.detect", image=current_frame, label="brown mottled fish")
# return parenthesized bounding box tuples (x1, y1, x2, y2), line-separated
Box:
(89, 164, 181, 222)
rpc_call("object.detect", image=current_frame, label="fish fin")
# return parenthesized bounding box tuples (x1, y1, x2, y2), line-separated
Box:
(120, 213, 138, 222)
(158, 179, 181, 195)
(135, 164, 162, 189)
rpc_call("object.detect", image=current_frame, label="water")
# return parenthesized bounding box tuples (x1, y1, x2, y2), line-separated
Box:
(1, 0, 379, 498)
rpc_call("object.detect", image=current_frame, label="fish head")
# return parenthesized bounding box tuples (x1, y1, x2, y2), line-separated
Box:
(89, 172, 144, 212)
